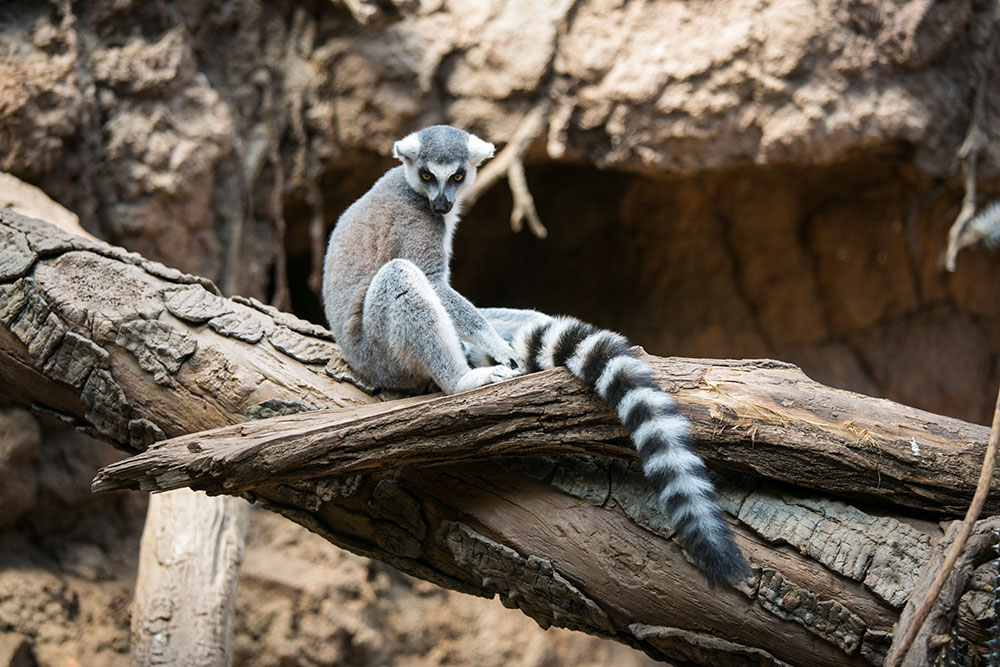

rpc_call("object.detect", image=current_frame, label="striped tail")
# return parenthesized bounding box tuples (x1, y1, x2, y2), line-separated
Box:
(511, 315, 748, 588)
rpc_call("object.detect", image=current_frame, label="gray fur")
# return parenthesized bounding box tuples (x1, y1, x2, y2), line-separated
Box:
(412, 125, 469, 163)
(322, 126, 519, 395)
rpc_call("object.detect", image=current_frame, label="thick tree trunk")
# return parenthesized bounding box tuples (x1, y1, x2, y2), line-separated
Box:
(1, 209, 995, 666)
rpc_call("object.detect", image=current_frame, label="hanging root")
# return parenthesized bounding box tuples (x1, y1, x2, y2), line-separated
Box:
(306, 179, 325, 294)
(267, 141, 291, 312)
(462, 102, 551, 239)
(944, 11, 997, 271)
(944, 137, 983, 271)
(506, 156, 546, 238)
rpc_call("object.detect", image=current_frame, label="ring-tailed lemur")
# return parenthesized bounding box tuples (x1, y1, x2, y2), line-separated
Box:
(322, 125, 748, 587)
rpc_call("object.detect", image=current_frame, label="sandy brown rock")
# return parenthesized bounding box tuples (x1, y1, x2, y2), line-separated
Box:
(0, 5, 90, 181)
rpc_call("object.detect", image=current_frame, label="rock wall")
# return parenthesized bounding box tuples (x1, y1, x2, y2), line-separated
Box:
(3, 0, 997, 421)
(2, 0, 1000, 664)
(450, 160, 1000, 425)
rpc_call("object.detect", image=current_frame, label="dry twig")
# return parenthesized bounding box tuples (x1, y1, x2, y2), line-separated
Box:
(462, 103, 551, 239)
(944, 12, 997, 271)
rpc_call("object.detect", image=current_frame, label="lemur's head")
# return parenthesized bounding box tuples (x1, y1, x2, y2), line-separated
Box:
(393, 125, 494, 215)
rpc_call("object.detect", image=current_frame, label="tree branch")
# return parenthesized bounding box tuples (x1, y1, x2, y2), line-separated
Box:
(0, 181, 254, 666)
(462, 103, 551, 238)
(128, 490, 249, 666)
(93, 357, 993, 518)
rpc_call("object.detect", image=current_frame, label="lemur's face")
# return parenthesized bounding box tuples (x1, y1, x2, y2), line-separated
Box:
(393, 126, 495, 216)
(412, 161, 468, 214)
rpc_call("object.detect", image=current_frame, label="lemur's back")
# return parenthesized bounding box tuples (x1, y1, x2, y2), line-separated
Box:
(323, 166, 450, 348)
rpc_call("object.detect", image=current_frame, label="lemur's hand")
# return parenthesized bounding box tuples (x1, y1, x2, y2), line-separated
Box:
(490, 340, 527, 375)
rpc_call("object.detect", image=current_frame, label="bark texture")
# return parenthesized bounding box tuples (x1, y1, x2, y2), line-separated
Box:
(2, 210, 996, 666)
(886, 517, 1000, 667)
(2, 170, 251, 667)
(94, 358, 992, 519)
(0, 202, 369, 664)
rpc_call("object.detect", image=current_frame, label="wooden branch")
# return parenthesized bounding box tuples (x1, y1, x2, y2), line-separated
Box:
(3, 207, 995, 666)
(0, 204, 369, 664)
(0, 177, 250, 667)
(94, 357, 992, 517)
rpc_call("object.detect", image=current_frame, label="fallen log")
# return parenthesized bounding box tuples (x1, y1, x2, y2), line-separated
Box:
(92, 356, 991, 518)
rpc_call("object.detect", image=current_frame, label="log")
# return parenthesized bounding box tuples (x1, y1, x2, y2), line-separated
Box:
(2, 208, 994, 666)
(93, 358, 991, 517)
(0, 202, 367, 663)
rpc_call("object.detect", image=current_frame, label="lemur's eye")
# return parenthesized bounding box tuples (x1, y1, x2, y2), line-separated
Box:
(452, 172, 464, 182)
(421, 172, 433, 181)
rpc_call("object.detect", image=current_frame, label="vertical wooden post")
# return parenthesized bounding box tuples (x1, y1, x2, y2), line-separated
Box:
(130, 490, 250, 666)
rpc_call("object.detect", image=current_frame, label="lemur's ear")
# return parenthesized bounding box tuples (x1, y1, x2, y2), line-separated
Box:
(393, 132, 421, 163)
(467, 134, 495, 167)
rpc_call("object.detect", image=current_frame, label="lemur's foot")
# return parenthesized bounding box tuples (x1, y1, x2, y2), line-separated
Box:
(487, 340, 527, 374)
(455, 364, 522, 393)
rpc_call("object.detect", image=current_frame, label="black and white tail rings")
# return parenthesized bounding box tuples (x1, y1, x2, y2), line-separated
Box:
(513, 315, 748, 587)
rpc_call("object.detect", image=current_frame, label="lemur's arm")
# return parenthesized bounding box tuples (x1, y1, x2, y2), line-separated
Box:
(432, 282, 524, 370)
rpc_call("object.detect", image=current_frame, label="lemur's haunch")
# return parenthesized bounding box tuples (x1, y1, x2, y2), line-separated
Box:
(322, 125, 748, 587)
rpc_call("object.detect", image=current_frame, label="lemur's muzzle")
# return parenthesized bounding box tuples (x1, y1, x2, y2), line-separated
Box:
(432, 194, 453, 214)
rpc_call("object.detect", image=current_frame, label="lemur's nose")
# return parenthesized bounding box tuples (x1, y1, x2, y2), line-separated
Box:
(432, 196, 452, 214)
